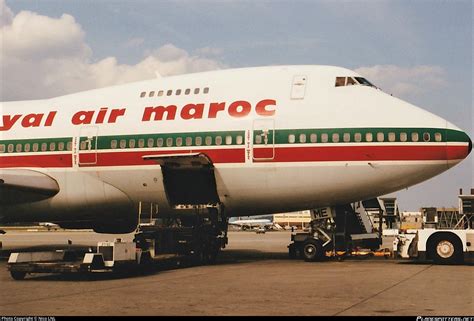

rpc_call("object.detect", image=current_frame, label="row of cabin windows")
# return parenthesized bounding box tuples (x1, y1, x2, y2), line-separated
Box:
(140, 87, 209, 98)
(283, 132, 442, 144)
(0, 142, 72, 153)
(109, 135, 244, 149)
(0, 131, 444, 153)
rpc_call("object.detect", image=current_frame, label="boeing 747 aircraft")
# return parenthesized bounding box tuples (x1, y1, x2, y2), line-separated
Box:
(0, 65, 471, 239)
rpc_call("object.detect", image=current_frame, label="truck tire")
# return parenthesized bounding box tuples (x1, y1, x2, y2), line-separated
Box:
(10, 271, 26, 280)
(429, 234, 463, 265)
(288, 243, 297, 259)
(303, 239, 324, 262)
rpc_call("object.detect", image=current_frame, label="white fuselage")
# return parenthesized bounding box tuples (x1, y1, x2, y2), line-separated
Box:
(0, 65, 471, 230)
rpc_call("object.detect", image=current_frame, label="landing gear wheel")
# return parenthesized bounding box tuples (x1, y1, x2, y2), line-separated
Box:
(429, 234, 463, 265)
(10, 271, 26, 280)
(303, 239, 324, 262)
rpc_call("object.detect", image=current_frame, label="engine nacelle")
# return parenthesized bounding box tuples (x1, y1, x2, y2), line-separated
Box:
(0, 171, 136, 234)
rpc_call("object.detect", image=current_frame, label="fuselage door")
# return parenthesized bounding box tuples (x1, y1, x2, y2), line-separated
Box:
(252, 119, 275, 161)
(78, 126, 98, 166)
(291, 75, 307, 100)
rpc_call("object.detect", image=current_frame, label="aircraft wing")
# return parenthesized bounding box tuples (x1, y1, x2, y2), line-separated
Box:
(0, 169, 60, 205)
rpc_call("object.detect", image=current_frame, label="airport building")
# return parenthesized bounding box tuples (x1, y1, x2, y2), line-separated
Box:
(400, 211, 423, 230)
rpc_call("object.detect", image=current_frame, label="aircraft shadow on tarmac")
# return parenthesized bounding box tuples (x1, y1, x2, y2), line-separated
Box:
(1, 248, 290, 282)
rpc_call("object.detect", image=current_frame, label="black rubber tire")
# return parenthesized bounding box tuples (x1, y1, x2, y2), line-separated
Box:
(10, 271, 26, 280)
(288, 243, 297, 259)
(429, 234, 463, 265)
(302, 239, 324, 262)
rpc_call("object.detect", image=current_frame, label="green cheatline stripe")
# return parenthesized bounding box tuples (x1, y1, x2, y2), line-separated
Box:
(0, 128, 469, 154)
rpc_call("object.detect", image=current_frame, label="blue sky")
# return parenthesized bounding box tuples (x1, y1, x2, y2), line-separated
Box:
(2, 0, 472, 211)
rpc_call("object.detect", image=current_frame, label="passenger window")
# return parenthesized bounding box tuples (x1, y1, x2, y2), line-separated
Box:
(354, 133, 362, 142)
(8, 144, 14, 153)
(423, 132, 430, 142)
(138, 139, 145, 148)
(157, 138, 164, 147)
(335, 77, 345, 87)
(25, 144, 31, 152)
(310, 133, 317, 143)
(158, 90, 164, 97)
(80, 141, 87, 150)
(343, 133, 350, 143)
(365, 133, 373, 142)
(140, 92, 146, 98)
(33, 143, 39, 152)
(332, 133, 340, 143)
(225, 136, 232, 145)
(120, 139, 126, 149)
(16, 144, 22, 152)
(377, 132, 384, 142)
(149, 91, 155, 97)
(388, 132, 395, 142)
(205, 136, 212, 146)
(195, 137, 202, 146)
(166, 137, 173, 147)
(236, 135, 243, 145)
(176, 137, 183, 147)
(194, 88, 200, 94)
(58, 142, 64, 151)
(346, 77, 356, 86)
(67, 142, 72, 151)
(129, 139, 136, 148)
(288, 134, 296, 144)
(400, 132, 407, 142)
(435, 133, 442, 142)
(216, 136, 222, 145)
(167, 90, 173, 96)
(185, 89, 191, 95)
(111, 140, 118, 149)
(411, 132, 419, 142)
(176, 89, 182, 96)
(321, 133, 328, 143)
(299, 133, 306, 143)
(186, 137, 192, 146)
(255, 135, 262, 144)
(0, 144, 5, 153)
(203, 87, 209, 94)
(147, 138, 154, 148)
(50, 142, 56, 151)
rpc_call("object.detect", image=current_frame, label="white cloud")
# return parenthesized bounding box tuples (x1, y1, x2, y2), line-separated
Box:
(0, 4, 225, 101)
(0, 0, 13, 27)
(355, 65, 447, 97)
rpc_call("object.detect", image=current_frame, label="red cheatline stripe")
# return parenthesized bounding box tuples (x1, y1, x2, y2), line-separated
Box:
(254, 145, 465, 162)
(80, 148, 246, 167)
(0, 145, 468, 168)
(0, 154, 73, 168)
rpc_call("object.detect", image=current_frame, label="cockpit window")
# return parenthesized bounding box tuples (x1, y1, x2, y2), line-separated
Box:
(354, 77, 375, 87)
(335, 76, 376, 88)
(346, 77, 356, 86)
(335, 77, 345, 87)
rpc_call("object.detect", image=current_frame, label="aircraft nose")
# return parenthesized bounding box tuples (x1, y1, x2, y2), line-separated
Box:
(446, 128, 472, 166)
(468, 135, 472, 156)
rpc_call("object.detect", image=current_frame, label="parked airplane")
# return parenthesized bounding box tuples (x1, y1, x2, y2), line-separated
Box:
(229, 218, 274, 230)
(38, 222, 60, 230)
(0, 65, 471, 239)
